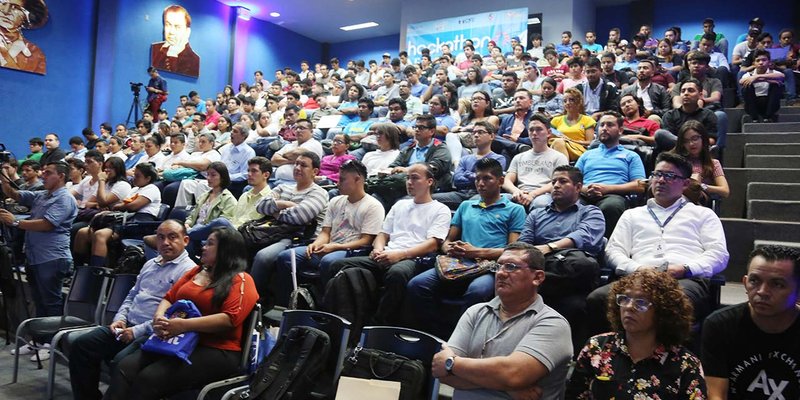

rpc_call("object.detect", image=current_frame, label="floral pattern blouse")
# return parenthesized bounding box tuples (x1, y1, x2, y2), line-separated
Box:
(565, 332, 706, 400)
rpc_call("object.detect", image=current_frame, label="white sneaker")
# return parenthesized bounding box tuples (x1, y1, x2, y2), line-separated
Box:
(10, 342, 36, 356)
(29, 343, 51, 362)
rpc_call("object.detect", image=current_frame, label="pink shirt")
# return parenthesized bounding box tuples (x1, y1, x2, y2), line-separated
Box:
(319, 153, 356, 182)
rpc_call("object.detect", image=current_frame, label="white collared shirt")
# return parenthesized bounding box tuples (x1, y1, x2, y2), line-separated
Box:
(606, 197, 729, 278)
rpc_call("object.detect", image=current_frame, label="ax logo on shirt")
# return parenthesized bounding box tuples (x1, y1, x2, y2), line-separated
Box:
(747, 370, 789, 400)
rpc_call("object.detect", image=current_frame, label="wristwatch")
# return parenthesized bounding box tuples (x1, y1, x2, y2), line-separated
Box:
(445, 356, 456, 375)
(546, 243, 558, 252)
(11, 219, 20, 228)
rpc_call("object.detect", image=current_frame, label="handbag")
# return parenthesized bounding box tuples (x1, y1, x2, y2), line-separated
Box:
(140, 299, 202, 364)
(341, 345, 426, 400)
(237, 216, 316, 255)
(539, 249, 600, 297)
(88, 211, 132, 231)
(162, 167, 199, 182)
(435, 255, 492, 282)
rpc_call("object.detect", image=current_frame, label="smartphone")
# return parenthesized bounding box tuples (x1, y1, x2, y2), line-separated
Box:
(537, 107, 546, 113)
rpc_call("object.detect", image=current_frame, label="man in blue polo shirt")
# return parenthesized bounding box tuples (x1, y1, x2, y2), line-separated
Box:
(406, 158, 526, 338)
(575, 111, 645, 237)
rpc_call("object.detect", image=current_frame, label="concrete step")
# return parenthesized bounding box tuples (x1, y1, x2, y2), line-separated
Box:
(721, 168, 800, 219)
(753, 240, 800, 250)
(743, 122, 800, 133)
(747, 183, 800, 201)
(744, 143, 800, 156)
(724, 133, 800, 168)
(779, 114, 800, 123)
(745, 155, 800, 169)
(747, 200, 800, 222)
(780, 106, 800, 114)
(722, 218, 800, 281)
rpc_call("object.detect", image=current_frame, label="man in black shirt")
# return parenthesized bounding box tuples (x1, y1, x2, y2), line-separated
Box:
(702, 245, 800, 400)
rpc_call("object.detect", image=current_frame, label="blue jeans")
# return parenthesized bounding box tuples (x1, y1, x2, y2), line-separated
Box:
(27, 258, 72, 317)
(250, 238, 293, 305)
(406, 268, 495, 338)
(187, 217, 234, 244)
(273, 246, 349, 307)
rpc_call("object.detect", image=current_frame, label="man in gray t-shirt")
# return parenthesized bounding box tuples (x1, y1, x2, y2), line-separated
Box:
(432, 242, 573, 400)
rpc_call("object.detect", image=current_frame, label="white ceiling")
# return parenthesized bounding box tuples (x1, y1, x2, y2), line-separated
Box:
(220, 0, 402, 43)
(219, 0, 633, 44)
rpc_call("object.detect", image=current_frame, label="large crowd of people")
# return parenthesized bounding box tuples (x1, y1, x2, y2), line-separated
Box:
(1, 14, 799, 399)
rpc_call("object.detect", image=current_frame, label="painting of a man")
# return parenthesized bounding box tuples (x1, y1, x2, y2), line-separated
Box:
(0, 0, 48, 75)
(150, 4, 199, 78)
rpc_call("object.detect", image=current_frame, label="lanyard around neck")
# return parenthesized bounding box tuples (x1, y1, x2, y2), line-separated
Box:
(647, 200, 687, 233)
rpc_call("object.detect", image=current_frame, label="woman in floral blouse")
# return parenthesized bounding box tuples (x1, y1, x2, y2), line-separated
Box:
(566, 269, 707, 399)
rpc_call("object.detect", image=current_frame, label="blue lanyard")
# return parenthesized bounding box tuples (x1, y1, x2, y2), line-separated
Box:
(646, 200, 687, 233)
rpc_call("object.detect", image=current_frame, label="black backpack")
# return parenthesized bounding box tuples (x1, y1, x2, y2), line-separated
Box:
(241, 326, 331, 400)
(321, 267, 379, 345)
(114, 244, 147, 275)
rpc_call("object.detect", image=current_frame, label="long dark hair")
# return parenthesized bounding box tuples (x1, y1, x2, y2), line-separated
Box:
(465, 90, 495, 123)
(206, 227, 248, 310)
(672, 120, 713, 180)
(103, 157, 127, 185)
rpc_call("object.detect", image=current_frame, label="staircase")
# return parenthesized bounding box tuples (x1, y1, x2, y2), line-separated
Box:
(720, 105, 800, 283)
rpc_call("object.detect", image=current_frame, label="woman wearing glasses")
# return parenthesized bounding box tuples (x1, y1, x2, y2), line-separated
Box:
(670, 120, 729, 204)
(566, 269, 706, 399)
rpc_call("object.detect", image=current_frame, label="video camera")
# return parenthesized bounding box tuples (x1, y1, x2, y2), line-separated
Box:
(130, 82, 144, 95)
(0, 143, 10, 164)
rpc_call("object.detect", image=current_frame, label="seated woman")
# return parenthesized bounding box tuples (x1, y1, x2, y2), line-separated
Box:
(549, 87, 596, 161)
(531, 77, 564, 118)
(566, 269, 707, 399)
(145, 162, 236, 255)
(107, 136, 128, 162)
(361, 123, 401, 176)
(214, 116, 233, 149)
(317, 134, 355, 185)
(456, 66, 490, 113)
(670, 120, 730, 204)
(73, 160, 146, 267)
(452, 90, 501, 149)
(108, 227, 258, 399)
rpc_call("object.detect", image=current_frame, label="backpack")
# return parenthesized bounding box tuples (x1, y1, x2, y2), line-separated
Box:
(114, 244, 147, 275)
(287, 287, 316, 311)
(240, 326, 331, 400)
(321, 267, 379, 346)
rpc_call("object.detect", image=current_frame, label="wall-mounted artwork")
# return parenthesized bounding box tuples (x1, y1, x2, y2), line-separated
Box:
(150, 4, 199, 78)
(0, 0, 48, 75)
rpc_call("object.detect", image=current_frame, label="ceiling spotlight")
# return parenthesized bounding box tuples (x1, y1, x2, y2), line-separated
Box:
(340, 22, 379, 31)
(270, 11, 280, 17)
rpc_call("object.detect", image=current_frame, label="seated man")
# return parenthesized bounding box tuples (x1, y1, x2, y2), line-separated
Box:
(702, 245, 800, 400)
(162, 132, 222, 207)
(407, 158, 526, 338)
(493, 89, 535, 164)
(328, 163, 451, 325)
(503, 114, 569, 210)
(388, 114, 452, 195)
(574, 57, 619, 120)
(492, 72, 520, 115)
(619, 93, 658, 146)
(576, 111, 646, 237)
(65, 136, 88, 161)
(271, 119, 323, 185)
(273, 160, 384, 306)
(518, 165, 605, 349)
(740, 49, 785, 123)
(601, 51, 634, 89)
(432, 242, 573, 400)
(432, 121, 506, 210)
(18, 160, 44, 191)
(68, 220, 195, 400)
(698, 32, 733, 87)
(619, 58, 672, 123)
(657, 78, 719, 152)
(251, 151, 328, 306)
(586, 152, 729, 337)
(671, 51, 729, 146)
(373, 71, 401, 106)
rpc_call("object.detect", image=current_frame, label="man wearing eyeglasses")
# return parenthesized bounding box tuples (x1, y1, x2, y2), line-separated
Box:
(432, 242, 573, 400)
(388, 114, 452, 193)
(585, 151, 729, 338)
(701, 245, 800, 400)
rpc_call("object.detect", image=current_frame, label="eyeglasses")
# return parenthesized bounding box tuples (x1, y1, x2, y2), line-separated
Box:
(472, 129, 490, 135)
(649, 171, 687, 182)
(414, 125, 432, 130)
(616, 294, 652, 312)
(488, 262, 529, 273)
(332, 139, 346, 144)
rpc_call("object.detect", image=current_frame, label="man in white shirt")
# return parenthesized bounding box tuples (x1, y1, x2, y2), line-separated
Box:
(328, 163, 451, 325)
(585, 152, 730, 338)
(271, 119, 323, 184)
(159, 134, 191, 172)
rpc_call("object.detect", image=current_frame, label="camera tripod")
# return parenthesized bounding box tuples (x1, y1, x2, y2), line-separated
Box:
(125, 90, 141, 128)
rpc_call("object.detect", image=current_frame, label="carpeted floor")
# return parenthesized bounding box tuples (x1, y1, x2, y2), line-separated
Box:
(0, 339, 84, 400)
